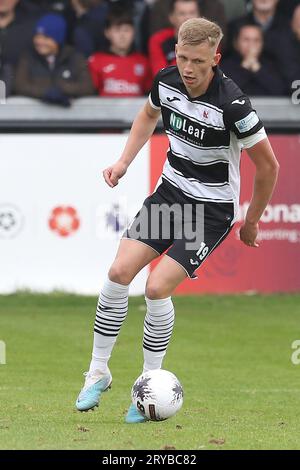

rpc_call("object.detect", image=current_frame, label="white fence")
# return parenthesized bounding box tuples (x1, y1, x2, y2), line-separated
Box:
(0, 134, 149, 295)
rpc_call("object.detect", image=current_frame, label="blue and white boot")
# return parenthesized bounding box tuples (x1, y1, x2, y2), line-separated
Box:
(125, 403, 149, 424)
(75, 369, 112, 412)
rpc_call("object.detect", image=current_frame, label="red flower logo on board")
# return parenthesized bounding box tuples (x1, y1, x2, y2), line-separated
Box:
(49, 206, 80, 237)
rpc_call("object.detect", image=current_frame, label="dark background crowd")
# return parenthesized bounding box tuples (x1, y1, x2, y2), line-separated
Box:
(1, 0, 300, 106)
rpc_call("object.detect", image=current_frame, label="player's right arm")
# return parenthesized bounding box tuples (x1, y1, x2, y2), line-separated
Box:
(103, 99, 161, 188)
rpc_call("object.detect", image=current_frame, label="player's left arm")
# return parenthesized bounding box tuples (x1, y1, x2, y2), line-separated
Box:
(240, 138, 279, 247)
(223, 95, 280, 248)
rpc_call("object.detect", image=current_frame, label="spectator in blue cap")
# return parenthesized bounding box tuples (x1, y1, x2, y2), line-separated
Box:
(15, 13, 94, 105)
(35, 12, 67, 46)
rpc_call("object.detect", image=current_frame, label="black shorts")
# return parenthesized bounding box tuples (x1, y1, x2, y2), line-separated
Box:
(122, 179, 234, 279)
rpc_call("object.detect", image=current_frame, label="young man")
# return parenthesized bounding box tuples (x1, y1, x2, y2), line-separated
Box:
(88, 12, 151, 97)
(227, 0, 300, 94)
(221, 24, 285, 95)
(148, 0, 200, 76)
(76, 17, 279, 423)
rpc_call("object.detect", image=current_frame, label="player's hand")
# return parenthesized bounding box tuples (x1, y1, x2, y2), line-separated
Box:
(239, 221, 259, 248)
(103, 161, 127, 188)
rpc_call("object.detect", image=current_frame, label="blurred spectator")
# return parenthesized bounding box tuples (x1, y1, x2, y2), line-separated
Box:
(15, 13, 94, 106)
(292, 4, 300, 65)
(106, 0, 151, 54)
(24, 0, 70, 15)
(20, 0, 41, 13)
(292, 4, 300, 40)
(0, 0, 39, 96)
(25, 0, 79, 40)
(227, 0, 300, 94)
(221, 0, 247, 22)
(70, 0, 108, 57)
(245, 0, 300, 17)
(276, 0, 300, 19)
(88, 12, 151, 96)
(149, 0, 226, 35)
(199, 0, 227, 36)
(148, 0, 200, 76)
(148, 0, 176, 34)
(221, 24, 286, 95)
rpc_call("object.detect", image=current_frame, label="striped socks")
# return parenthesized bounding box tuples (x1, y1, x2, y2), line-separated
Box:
(89, 281, 175, 375)
(89, 277, 129, 374)
(143, 296, 175, 372)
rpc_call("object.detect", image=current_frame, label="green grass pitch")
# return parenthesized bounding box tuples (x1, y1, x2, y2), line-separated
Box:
(0, 293, 300, 450)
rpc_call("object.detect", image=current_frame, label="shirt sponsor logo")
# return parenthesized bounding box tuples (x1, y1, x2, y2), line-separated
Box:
(170, 112, 206, 140)
(104, 78, 140, 94)
(235, 111, 259, 133)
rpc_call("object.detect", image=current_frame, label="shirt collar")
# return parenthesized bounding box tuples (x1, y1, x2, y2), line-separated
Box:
(179, 65, 222, 101)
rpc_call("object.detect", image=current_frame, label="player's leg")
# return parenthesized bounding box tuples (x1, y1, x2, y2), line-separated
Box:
(77, 187, 175, 414)
(126, 219, 233, 423)
(76, 238, 159, 412)
(143, 256, 187, 373)
(125, 257, 187, 423)
(90, 238, 159, 374)
(141, 222, 233, 374)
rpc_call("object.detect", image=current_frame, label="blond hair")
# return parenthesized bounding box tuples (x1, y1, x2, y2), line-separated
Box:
(178, 17, 223, 49)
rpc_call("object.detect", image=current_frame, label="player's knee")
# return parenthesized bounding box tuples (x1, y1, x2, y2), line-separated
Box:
(145, 278, 166, 300)
(108, 263, 132, 286)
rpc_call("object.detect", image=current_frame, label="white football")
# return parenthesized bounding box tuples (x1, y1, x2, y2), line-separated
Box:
(131, 369, 184, 421)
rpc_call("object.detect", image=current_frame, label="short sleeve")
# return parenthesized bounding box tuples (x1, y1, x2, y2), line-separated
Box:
(148, 70, 162, 110)
(223, 96, 264, 139)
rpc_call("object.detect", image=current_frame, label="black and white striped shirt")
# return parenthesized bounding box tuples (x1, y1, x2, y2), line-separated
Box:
(149, 65, 266, 222)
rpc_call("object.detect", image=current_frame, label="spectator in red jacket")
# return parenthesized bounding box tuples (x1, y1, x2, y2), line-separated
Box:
(148, 0, 200, 76)
(88, 11, 152, 97)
